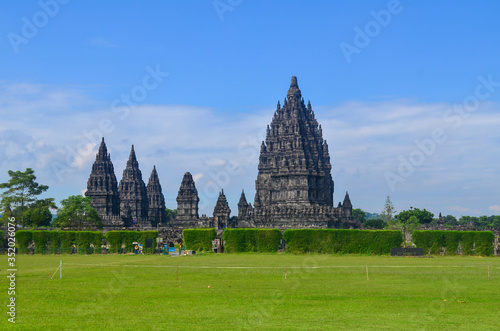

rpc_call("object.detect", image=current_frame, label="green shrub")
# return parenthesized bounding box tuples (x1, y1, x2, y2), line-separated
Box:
(32, 231, 51, 254)
(49, 231, 63, 254)
(474, 231, 495, 256)
(104, 231, 158, 253)
(183, 228, 216, 251)
(139, 231, 158, 253)
(61, 231, 77, 254)
(412, 230, 494, 256)
(222, 229, 282, 253)
(122, 231, 140, 252)
(105, 231, 123, 253)
(256, 229, 282, 252)
(16, 230, 32, 253)
(75, 231, 103, 254)
(284, 229, 403, 254)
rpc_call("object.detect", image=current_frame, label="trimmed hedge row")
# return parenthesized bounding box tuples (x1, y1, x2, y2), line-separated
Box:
(105, 231, 158, 253)
(412, 230, 494, 256)
(222, 229, 282, 253)
(14, 230, 158, 254)
(182, 228, 216, 251)
(16, 230, 103, 254)
(284, 229, 403, 254)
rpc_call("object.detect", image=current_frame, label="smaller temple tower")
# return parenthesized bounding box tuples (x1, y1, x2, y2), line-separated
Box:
(238, 190, 249, 219)
(85, 138, 121, 226)
(237, 190, 254, 227)
(174, 172, 200, 227)
(118, 145, 149, 226)
(147, 166, 166, 227)
(213, 190, 231, 229)
(342, 192, 353, 219)
(437, 212, 444, 226)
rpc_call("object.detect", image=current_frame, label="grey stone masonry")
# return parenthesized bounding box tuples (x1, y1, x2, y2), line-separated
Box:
(252, 76, 358, 229)
(214, 189, 231, 229)
(147, 166, 166, 227)
(118, 145, 149, 226)
(85, 138, 122, 226)
(173, 172, 201, 228)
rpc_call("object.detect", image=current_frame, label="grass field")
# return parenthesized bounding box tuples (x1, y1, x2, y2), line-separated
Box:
(1, 253, 499, 330)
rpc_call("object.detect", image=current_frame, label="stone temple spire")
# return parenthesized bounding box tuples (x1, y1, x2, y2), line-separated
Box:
(147, 166, 166, 227)
(250, 76, 355, 229)
(238, 190, 249, 219)
(85, 138, 121, 225)
(255, 76, 333, 210)
(287, 75, 302, 99)
(214, 190, 231, 229)
(343, 191, 352, 208)
(341, 191, 353, 219)
(118, 145, 148, 226)
(176, 172, 200, 221)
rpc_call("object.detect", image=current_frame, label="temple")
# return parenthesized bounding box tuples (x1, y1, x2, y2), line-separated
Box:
(213, 190, 232, 229)
(85, 140, 166, 227)
(118, 145, 149, 226)
(85, 77, 358, 229)
(147, 166, 166, 227)
(171, 172, 201, 228)
(239, 76, 357, 228)
(84, 138, 121, 226)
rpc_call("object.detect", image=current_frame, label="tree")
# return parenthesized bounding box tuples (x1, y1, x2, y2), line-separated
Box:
(24, 198, 57, 228)
(380, 196, 396, 224)
(396, 207, 434, 224)
(165, 208, 177, 225)
(53, 195, 103, 229)
(0, 168, 49, 227)
(459, 215, 500, 229)
(352, 208, 367, 223)
(400, 215, 420, 244)
(366, 212, 381, 220)
(364, 219, 386, 229)
(0, 200, 14, 225)
(442, 215, 458, 226)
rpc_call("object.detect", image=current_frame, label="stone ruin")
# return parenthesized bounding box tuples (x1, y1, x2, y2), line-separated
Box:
(85, 139, 167, 227)
(85, 76, 359, 230)
(238, 76, 358, 229)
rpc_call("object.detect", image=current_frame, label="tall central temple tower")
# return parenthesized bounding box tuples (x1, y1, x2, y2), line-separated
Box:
(249, 76, 356, 228)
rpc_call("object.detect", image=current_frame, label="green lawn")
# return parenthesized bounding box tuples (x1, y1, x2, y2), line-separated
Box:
(1, 253, 499, 330)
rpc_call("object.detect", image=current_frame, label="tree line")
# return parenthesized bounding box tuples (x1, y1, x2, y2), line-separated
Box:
(352, 196, 500, 233)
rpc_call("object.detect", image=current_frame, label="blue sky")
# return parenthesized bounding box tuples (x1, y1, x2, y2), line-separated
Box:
(1, 0, 499, 218)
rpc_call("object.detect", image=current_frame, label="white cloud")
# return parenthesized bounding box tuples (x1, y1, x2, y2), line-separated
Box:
(192, 173, 204, 182)
(489, 205, 500, 212)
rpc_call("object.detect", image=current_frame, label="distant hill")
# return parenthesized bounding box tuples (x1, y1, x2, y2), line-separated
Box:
(366, 212, 381, 220)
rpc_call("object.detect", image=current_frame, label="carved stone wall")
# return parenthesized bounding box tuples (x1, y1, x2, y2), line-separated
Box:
(252, 76, 358, 229)
(118, 145, 149, 226)
(85, 138, 121, 226)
